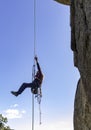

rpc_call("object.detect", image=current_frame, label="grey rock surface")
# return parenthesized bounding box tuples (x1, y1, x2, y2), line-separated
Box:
(71, 0, 91, 129)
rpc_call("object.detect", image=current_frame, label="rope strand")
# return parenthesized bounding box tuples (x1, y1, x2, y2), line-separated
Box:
(32, 65, 35, 130)
(34, 0, 36, 57)
(32, 93, 34, 130)
(39, 102, 42, 125)
(32, 0, 42, 129)
(32, 0, 36, 129)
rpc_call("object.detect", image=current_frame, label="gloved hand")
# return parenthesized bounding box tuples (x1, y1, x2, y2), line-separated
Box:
(35, 56, 38, 62)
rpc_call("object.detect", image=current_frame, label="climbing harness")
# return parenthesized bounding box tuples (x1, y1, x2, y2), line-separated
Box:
(31, 0, 42, 129)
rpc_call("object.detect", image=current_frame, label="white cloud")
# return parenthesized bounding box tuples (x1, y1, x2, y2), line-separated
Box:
(5, 109, 22, 119)
(13, 104, 19, 108)
(3, 104, 26, 119)
(21, 110, 26, 114)
(10, 104, 19, 108)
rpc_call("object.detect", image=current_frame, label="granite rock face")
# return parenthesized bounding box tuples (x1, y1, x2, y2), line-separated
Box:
(55, 0, 91, 129)
(74, 79, 91, 130)
(71, 0, 91, 130)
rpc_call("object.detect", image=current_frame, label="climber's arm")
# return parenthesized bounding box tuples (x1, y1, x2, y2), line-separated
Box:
(35, 56, 42, 74)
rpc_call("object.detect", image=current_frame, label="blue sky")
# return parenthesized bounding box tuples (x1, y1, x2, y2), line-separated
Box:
(0, 0, 80, 130)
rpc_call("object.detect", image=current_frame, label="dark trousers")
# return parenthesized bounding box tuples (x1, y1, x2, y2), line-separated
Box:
(17, 80, 39, 95)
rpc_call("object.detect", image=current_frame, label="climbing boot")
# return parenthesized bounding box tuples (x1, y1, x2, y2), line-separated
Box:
(11, 91, 18, 96)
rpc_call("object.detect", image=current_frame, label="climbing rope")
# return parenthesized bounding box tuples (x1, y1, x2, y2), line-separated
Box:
(32, 65, 35, 130)
(34, 0, 36, 57)
(36, 86, 42, 125)
(31, 0, 36, 129)
(39, 98, 42, 125)
(31, 0, 42, 129)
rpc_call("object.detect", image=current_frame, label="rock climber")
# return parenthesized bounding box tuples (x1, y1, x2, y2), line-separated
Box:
(11, 56, 43, 96)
